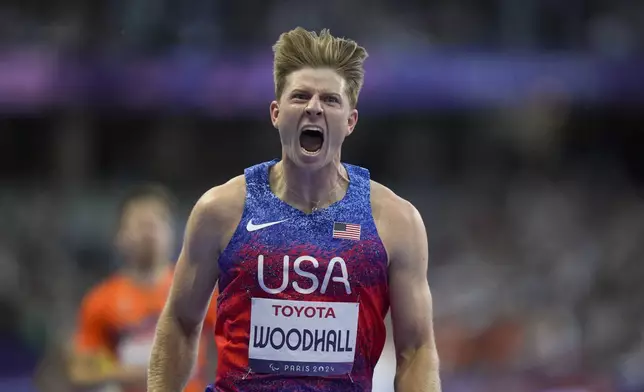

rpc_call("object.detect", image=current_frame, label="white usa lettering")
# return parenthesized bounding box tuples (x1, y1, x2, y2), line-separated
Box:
(257, 255, 351, 295)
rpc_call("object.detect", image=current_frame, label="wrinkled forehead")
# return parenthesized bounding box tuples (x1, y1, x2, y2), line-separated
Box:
(284, 68, 347, 96)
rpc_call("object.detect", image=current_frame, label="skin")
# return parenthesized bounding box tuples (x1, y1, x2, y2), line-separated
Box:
(148, 67, 440, 391)
(268, 67, 358, 211)
(116, 199, 174, 280)
(69, 198, 174, 389)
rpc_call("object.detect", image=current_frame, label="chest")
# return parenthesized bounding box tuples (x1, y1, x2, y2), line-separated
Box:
(108, 285, 168, 326)
(105, 286, 168, 364)
(222, 214, 387, 298)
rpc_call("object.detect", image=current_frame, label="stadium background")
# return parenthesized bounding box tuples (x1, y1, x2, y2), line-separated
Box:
(1, 0, 644, 391)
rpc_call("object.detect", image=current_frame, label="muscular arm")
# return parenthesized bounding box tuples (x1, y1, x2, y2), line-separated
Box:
(388, 202, 440, 392)
(148, 189, 225, 392)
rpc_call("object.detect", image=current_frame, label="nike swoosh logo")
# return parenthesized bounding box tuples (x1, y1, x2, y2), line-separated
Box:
(246, 218, 289, 232)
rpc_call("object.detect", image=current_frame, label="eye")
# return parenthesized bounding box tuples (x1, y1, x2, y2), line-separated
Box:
(324, 96, 340, 103)
(292, 93, 309, 100)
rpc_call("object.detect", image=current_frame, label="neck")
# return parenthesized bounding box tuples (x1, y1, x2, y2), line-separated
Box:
(124, 259, 168, 284)
(272, 156, 349, 212)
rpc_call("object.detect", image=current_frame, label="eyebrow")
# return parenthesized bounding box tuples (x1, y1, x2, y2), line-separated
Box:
(290, 89, 342, 98)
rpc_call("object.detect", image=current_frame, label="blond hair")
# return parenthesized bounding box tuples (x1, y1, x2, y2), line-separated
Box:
(272, 27, 368, 108)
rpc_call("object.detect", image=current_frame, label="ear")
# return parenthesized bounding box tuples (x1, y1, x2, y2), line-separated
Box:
(346, 108, 358, 136)
(269, 101, 280, 129)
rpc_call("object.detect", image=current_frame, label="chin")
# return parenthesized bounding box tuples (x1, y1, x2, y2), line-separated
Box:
(289, 146, 330, 169)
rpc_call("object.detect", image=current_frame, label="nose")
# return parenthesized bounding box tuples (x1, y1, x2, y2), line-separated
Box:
(305, 96, 323, 116)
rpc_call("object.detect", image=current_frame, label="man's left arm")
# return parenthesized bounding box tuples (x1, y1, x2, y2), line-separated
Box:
(388, 201, 440, 392)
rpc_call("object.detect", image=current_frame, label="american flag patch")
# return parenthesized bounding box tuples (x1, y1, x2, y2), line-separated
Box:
(332, 222, 361, 240)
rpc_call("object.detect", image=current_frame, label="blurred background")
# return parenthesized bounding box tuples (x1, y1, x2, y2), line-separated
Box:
(1, 0, 644, 391)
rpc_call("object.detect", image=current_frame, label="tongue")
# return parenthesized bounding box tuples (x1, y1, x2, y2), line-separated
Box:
(300, 132, 323, 152)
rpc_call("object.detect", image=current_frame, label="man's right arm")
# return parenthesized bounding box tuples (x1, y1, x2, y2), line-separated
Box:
(148, 185, 234, 392)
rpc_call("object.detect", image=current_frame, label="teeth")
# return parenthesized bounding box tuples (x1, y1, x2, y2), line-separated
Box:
(302, 127, 323, 133)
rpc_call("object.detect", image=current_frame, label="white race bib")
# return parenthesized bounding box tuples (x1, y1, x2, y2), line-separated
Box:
(248, 298, 359, 376)
(117, 334, 155, 367)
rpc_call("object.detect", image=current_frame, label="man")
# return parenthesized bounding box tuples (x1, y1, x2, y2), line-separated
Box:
(148, 28, 440, 392)
(69, 185, 217, 392)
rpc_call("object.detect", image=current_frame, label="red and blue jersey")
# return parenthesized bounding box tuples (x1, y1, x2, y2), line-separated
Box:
(209, 160, 389, 392)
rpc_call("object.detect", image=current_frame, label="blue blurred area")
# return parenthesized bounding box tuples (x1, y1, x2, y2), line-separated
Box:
(0, 336, 38, 377)
(0, 335, 38, 392)
(1, 49, 644, 113)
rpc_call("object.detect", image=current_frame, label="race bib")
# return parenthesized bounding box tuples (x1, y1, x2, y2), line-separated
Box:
(249, 298, 359, 376)
(117, 334, 155, 367)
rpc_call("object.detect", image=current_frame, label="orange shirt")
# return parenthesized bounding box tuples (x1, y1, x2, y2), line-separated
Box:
(74, 268, 217, 392)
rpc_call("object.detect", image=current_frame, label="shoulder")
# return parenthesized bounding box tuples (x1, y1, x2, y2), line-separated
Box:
(370, 180, 423, 230)
(79, 275, 124, 314)
(186, 175, 246, 249)
(370, 180, 427, 263)
(193, 175, 246, 222)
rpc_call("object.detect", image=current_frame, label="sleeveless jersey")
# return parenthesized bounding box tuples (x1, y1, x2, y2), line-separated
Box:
(210, 160, 389, 392)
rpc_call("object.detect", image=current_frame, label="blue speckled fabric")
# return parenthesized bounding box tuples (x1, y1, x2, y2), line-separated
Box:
(209, 159, 389, 392)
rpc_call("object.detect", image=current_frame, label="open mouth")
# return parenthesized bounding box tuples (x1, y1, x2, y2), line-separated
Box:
(299, 127, 324, 154)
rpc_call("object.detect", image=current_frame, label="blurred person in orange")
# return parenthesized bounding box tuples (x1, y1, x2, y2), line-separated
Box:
(68, 184, 218, 392)
(147, 28, 440, 392)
